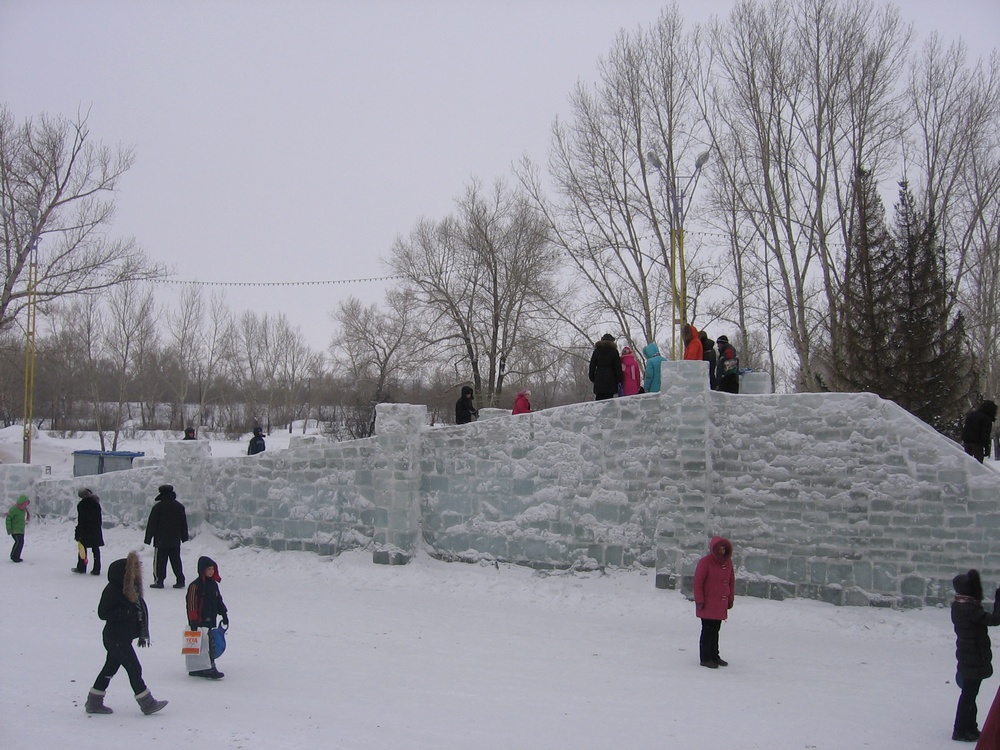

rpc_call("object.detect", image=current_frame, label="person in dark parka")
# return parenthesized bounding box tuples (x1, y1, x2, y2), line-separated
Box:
(962, 401, 997, 463)
(951, 569, 1000, 741)
(455, 385, 479, 425)
(700, 331, 717, 390)
(186, 555, 229, 679)
(84, 551, 167, 715)
(248, 426, 266, 455)
(589, 334, 622, 401)
(143, 484, 189, 589)
(73, 488, 105, 575)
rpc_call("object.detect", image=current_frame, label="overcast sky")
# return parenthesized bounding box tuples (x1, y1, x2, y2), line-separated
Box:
(1, 0, 997, 351)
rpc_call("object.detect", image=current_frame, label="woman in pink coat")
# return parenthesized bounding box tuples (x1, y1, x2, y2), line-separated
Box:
(693, 535, 735, 668)
(512, 389, 531, 415)
(620, 347, 641, 396)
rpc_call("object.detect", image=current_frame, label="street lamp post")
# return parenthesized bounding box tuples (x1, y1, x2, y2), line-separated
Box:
(1, 207, 41, 463)
(646, 149, 711, 357)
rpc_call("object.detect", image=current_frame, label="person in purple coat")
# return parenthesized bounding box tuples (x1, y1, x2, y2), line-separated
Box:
(693, 535, 736, 669)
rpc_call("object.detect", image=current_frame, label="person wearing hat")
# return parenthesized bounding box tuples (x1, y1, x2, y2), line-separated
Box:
(247, 426, 266, 455)
(73, 488, 105, 575)
(716, 335, 740, 394)
(182, 427, 197, 440)
(143, 484, 189, 589)
(589, 334, 622, 401)
(5, 495, 30, 562)
(951, 569, 1000, 741)
(186, 555, 229, 679)
(961, 400, 997, 464)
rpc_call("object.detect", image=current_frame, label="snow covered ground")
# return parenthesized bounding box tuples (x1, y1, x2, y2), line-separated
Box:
(2, 426, 999, 747)
(0, 518, 987, 749)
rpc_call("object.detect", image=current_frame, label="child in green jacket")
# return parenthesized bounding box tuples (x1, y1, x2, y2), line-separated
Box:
(5, 495, 30, 562)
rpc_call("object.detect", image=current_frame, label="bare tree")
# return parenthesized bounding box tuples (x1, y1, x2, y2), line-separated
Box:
(103, 280, 157, 448)
(389, 178, 558, 405)
(0, 106, 164, 333)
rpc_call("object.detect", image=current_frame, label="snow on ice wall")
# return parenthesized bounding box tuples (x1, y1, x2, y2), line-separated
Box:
(11, 361, 999, 607)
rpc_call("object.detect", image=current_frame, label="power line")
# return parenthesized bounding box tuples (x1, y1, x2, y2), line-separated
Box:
(156, 275, 402, 288)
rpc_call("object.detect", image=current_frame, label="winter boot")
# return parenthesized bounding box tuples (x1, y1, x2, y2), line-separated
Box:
(149, 581, 164, 589)
(135, 689, 168, 715)
(85, 689, 113, 714)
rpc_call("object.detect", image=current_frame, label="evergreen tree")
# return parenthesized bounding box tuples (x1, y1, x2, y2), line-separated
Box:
(889, 182, 975, 433)
(828, 169, 898, 393)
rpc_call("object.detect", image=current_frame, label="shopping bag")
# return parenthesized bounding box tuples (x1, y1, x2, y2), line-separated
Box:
(182, 629, 212, 671)
(210, 623, 228, 658)
(77, 542, 88, 565)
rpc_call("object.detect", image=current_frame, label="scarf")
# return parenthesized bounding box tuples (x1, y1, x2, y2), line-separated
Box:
(136, 597, 151, 647)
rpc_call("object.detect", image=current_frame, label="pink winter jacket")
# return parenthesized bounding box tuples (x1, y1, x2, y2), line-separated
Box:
(693, 536, 735, 621)
(620, 347, 641, 396)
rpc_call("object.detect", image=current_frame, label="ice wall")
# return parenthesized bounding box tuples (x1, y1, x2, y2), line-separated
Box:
(9, 362, 998, 607)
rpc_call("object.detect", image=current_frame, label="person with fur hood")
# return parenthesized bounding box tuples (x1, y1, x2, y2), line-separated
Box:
(951, 569, 1000, 742)
(187, 555, 229, 679)
(693, 535, 736, 669)
(620, 346, 642, 396)
(512, 389, 532, 415)
(73, 488, 105, 576)
(682, 323, 703, 361)
(84, 551, 168, 715)
(589, 334, 622, 401)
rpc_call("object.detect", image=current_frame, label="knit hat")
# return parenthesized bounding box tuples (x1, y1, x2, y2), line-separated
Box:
(954, 569, 984, 601)
(601, 333, 615, 342)
(78, 488, 93, 498)
(717, 335, 729, 345)
(157, 484, 174, 495)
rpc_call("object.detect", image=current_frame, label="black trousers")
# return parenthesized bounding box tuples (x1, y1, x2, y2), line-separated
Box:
(956, 676, 983, 733)
(154, 546, 184, 584)
(718, 374, 740, 394)
(964, 443, 986, 464)
(700, 618, 722, 662)
(93, 634, 147, 695)
(75, 546, 102, 574)
(9, 533, 24, 561)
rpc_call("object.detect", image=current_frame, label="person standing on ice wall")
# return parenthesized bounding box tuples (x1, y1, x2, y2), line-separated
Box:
(84, 551, 168, 715)
(588, 333, 622, 401)
(950, 569, 1000, 742)
(693, 535, 735, 669)
(619, 346, 642, 396)
(962, 400, 997, 464)
(642, 342, 665, 394)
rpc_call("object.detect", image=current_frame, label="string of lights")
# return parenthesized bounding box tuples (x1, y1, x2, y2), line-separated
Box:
(156, 275, 402, 288)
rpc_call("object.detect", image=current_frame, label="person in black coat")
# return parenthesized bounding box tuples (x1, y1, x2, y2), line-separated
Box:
(455, 385, 479, 425)
(962, 400, 997, 463)
(716, 336, 740, 394)
(588, 334, 622, 401)
(247, 426, 266, 455)
(73, 487, 105, 576)
(951, 569, 1000, 741)
(186, 555, 229, 679)
(143, 484, 189, 589)
(84, 551, 167, 715)
(700, 330, 717, 390)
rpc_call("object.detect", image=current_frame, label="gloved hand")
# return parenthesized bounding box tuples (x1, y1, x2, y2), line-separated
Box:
(222, 614, 229, 627)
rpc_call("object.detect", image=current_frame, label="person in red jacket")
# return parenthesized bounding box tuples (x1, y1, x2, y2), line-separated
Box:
(693, 535, 736, 668)
(512, 389, 532, 415)
(682, 323, 703, 361)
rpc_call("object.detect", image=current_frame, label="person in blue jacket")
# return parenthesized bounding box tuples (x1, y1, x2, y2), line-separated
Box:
(642, 342, 666, 394)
